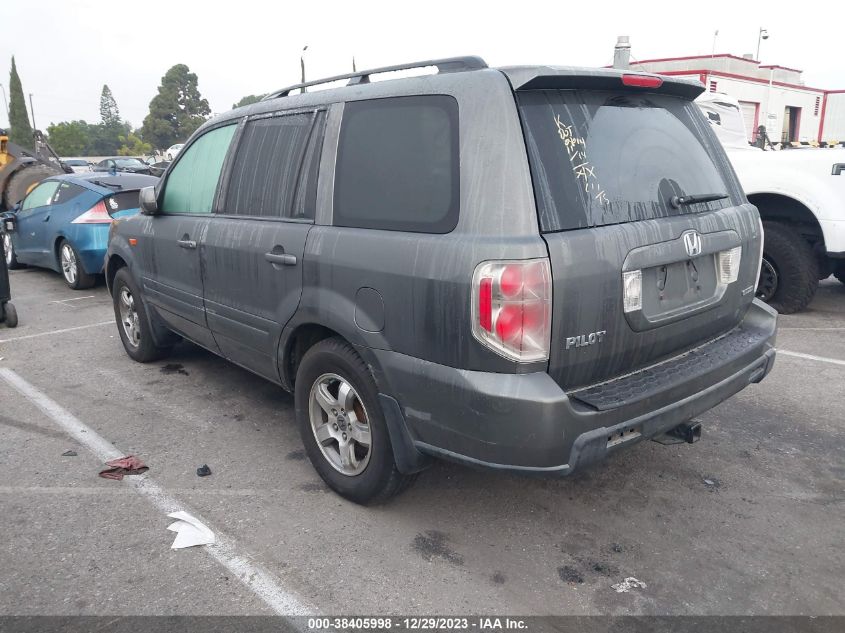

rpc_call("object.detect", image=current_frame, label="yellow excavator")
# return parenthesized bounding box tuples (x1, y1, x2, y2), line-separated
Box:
(0, 129, 71, 211)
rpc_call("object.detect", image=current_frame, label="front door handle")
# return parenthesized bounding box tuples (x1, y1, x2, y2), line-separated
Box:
(43, 214, 50, 222)
(265, 252, 297, 266)
(177, 239, 197, 249)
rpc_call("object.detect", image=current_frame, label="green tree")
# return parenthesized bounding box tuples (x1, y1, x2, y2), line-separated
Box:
(232, 94, 265, 109)
(117, 131, 152, 156)
(46, 120, 90, 155)
(8, 56, 33, 149)
(99, 85, 121, 126)
(141, 64, 210, 150)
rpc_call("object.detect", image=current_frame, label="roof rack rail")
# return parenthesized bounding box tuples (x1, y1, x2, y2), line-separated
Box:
(262, 56, 488, 100)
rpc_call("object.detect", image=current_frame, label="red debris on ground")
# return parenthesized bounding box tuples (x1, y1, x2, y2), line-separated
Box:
(98, 455, 149, 480)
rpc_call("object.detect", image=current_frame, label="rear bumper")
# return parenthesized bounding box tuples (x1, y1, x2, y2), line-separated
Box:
(373, 299, 777, 475)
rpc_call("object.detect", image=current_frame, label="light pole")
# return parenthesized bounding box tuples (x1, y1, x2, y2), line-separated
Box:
(300, 45, 308, 94)
(28, 93, 37, 131)
(756, 28, 768, 61)
(711, 29, 719, 58)
(0, 84, 8, 122)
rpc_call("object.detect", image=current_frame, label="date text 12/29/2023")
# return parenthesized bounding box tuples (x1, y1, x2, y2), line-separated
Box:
(307, 618, 528, 631)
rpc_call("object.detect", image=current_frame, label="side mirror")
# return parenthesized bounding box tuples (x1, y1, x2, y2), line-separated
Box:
(139, 186, 159, 216)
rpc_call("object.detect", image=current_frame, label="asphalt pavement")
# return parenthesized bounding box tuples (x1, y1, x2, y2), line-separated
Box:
(1, 268, 843, 616)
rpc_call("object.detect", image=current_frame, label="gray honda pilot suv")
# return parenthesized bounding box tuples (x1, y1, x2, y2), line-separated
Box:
(106, 57, 777, 504)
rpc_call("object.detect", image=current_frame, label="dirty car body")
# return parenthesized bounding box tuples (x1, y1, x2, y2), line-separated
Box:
(105, 58, 777, 502)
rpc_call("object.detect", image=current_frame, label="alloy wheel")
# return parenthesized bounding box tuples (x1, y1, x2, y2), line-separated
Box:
(3, 233, 11, 266)
(118, 286, 141, 348)
(308, 373, 372, 476)
(61, 243, 78, 285)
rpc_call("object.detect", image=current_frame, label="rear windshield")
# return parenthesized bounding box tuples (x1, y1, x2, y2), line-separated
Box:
(105, 191, 141, 215)
(517, 90, 736, 232)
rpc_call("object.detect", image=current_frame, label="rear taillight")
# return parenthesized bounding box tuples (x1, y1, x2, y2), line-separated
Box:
(471, 259, 552, 362)
(621, 74, 663, 88)
(71, 200, 112, 224)
(718, 246, 743, 284)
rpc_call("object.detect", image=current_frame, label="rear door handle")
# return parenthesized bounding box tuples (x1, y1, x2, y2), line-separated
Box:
(265, 252, 297, 266)
(833, 163, 845, 175)
(177, 239, 197, 249)
(43, 214, 50, 222)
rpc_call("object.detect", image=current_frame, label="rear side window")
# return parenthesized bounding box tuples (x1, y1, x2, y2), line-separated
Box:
(224, 111, 325, 219)
(52, 182, 88, 205)
(333, 95, 459, 233)
(162, 124, 236, 214)
(517, 90, 735, 232)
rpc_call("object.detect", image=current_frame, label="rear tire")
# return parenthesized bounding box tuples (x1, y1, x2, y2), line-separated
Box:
(295, 337, 417, 504)
(757, 221, 818, 314)
(58, 239, 96, 290)
(835, 268, 845, 285)
(3, 163, 61, 209)
(112, 267, 173, 362)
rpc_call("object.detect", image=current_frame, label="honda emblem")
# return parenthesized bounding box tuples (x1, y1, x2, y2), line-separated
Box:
(683, 231, 702, 258)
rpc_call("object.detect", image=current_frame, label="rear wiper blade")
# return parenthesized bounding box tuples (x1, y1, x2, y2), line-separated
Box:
(670, 193, 728, 208)
(90, 180, 123, 189)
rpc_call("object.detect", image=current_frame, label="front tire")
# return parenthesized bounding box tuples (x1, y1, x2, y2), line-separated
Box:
(112, 267, 173, 362)
(59, 239, 96, 290)
(295, 337, 417, 504)
(757, 221, 819, 314)
(3, 232, 21, 270)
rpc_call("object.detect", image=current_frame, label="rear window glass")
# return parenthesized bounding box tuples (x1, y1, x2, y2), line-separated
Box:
(517, 90, 735, 232)
(333, 95, 459, 233)
(224, 111, 324, 219)
(106, 191, 142, 214)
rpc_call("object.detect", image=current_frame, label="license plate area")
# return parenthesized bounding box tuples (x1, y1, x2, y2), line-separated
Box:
(642, 255, 719, 318)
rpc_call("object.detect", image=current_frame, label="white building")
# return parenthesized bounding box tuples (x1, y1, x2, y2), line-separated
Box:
(629, 54, 845, 145)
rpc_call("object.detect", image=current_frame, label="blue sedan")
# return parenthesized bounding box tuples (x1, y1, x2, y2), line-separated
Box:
(2, 173, 158, 289)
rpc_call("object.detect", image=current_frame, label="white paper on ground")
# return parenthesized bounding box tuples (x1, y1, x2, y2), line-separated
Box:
(167, 510, 215, 549)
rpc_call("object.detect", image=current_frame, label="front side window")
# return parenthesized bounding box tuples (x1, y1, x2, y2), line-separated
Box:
(161, 124, 236, 214)
(333, 95, 459, 233)
(21, 181, 60, 211)
(224, 111, 324, 219)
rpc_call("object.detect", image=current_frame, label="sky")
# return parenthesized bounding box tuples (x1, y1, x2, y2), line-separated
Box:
(1, 0, 841, 131)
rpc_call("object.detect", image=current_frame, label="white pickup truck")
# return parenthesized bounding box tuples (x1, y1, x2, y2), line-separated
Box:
(697, 93, 845, 313)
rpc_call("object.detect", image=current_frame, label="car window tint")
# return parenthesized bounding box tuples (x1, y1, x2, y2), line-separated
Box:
(292, 111, 326, 220)
(516, 90, 735, 232)
(21, 181, 60, 211)
(161, 124, 236, 214)
(225, 111, 323, 219)
(106, 191, 142, 214)
(333, 95, 459, 233)
(51, 182, 88, 205)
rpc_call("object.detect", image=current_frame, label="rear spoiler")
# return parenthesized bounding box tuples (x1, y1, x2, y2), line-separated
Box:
(499, 66, 704, 100)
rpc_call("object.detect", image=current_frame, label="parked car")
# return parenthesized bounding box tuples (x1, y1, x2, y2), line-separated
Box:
(62, 158, 92, 173)
(147, 160, 170, 177)
(3, 173, 158, 289)
(105, 57, 777, 504)
(92, 157, 151, 175)
(165, 144, 184, 161)
(697, 93, 845, 312)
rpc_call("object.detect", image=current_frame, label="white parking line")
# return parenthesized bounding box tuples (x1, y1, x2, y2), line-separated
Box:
(0, 321, 113, 343)
(778, 350, 845, 367)
(0, 367, 311, 616)
(50, 295, 96, 306)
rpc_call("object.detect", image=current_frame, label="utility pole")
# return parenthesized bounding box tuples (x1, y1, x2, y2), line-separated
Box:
(711, 29, 719, 57)
(0, 84, 8, 122)
(28, 93, 36, 131)
(352, 56, 357, 72)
